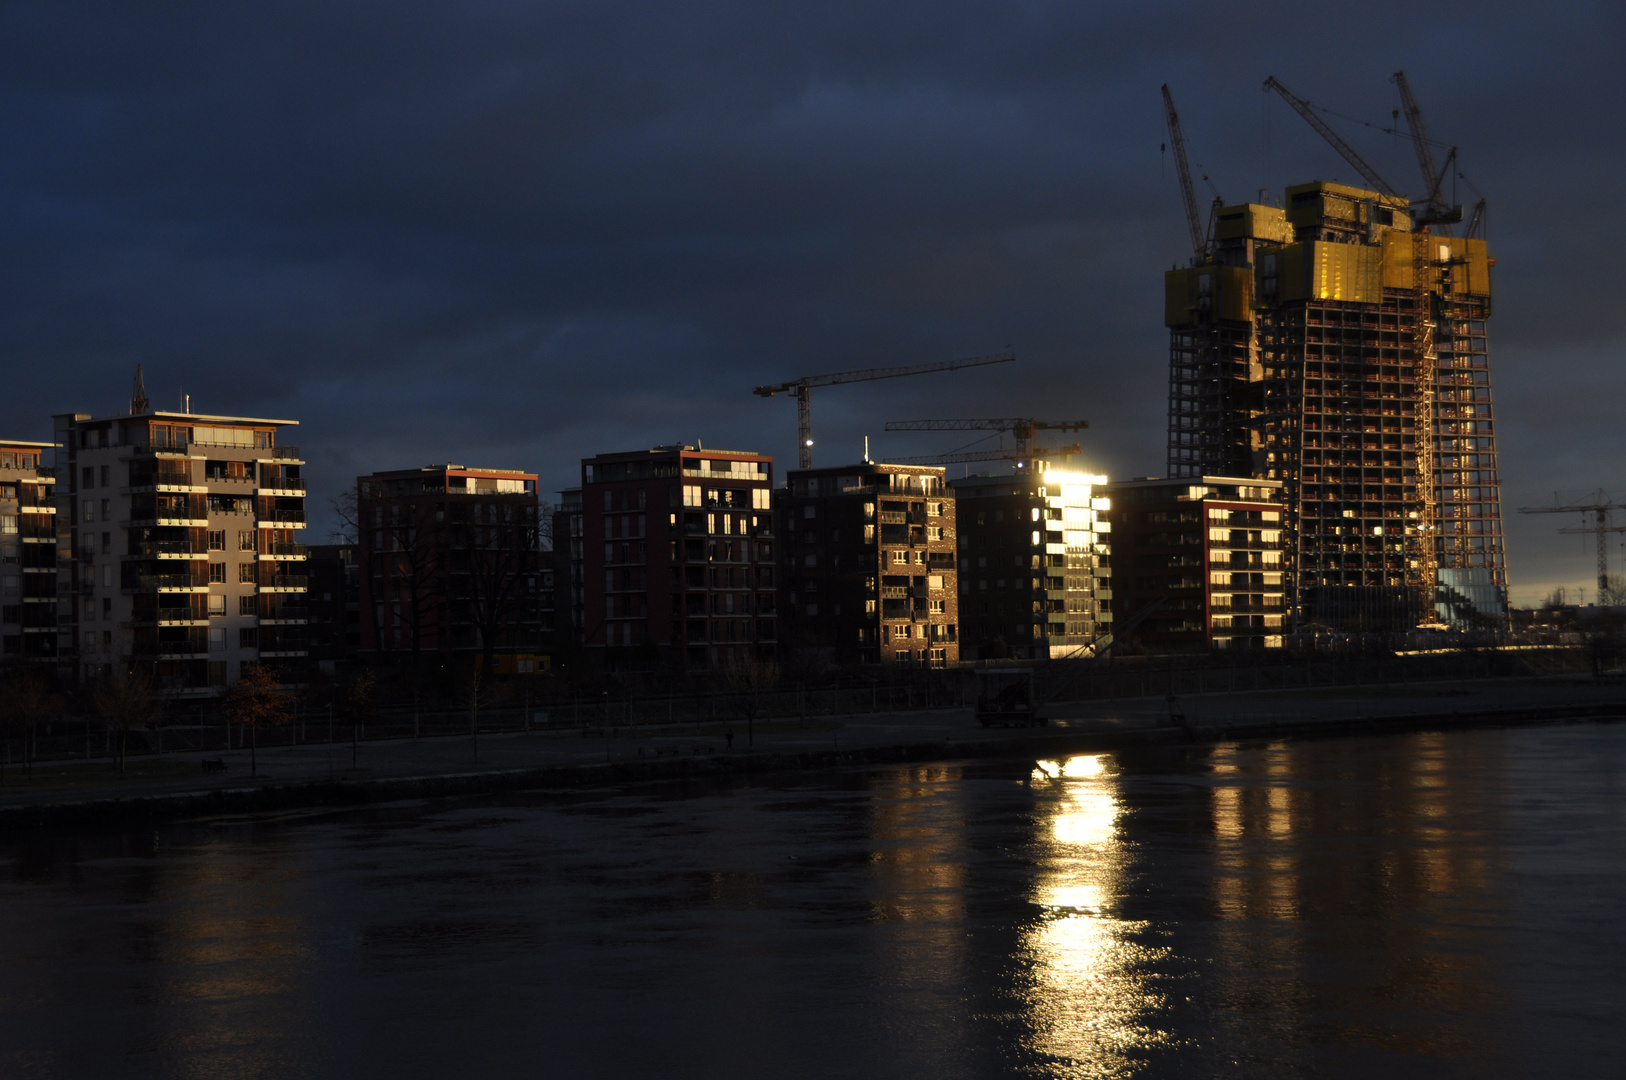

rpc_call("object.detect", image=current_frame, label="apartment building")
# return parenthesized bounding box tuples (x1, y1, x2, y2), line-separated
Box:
(950, 466, 1112, 660)
(574, 445, 776, 668)
(778, 462, 958, 668)
(1, 440, 59, 667)
(1104, 476, 1286, 651)
(356, 465, 548, 667)
(52, 408, 307, 692)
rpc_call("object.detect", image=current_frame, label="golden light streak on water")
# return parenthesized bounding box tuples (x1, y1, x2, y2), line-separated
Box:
(1022, 756, 1170, 1075)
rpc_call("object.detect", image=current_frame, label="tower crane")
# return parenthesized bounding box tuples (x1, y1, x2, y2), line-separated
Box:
(1391, 71, 1464, 228)
(753, 351, 1015, 470)
(884, 417, 1089, 463)
(1262, 76, 1403, 201)
(884, 444, 1082, 468)
(1520, 491, 1626, 594)
(1161, 84, 1212, 265)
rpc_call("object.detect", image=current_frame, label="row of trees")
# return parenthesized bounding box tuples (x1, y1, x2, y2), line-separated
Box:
(0, 662, 352, 778)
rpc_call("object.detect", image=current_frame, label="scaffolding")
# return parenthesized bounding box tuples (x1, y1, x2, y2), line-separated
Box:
(1165, 182, 1508, 631)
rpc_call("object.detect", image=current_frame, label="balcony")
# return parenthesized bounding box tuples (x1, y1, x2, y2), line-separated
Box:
(123, 573, 209, 592)
(259, 574, 309, 592)
(260, 541, 309, 559)
(129, 540, 207, 558)
(258, 477, 307, 492)
(258, 511, 307, 527)
(272, 446, 301, 460)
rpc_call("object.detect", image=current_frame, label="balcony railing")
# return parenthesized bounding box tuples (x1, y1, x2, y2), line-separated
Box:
(130, 540, 205, 557)
(259, 574, 309, 589)
(272, 446, 301, 460)
(126, 574, 206, 591)
(259, 477, 307, 491)
(263, 541, 309, 557)
(260, 511, 308, 526)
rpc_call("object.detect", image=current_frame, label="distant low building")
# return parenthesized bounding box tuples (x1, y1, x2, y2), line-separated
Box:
(951, 466, 1112, 660)
(779, 462, 958, 668)
(1104, 476, 1285, 651)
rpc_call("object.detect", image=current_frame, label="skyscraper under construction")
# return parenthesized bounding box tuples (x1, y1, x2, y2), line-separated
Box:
(1165, 181, 1508, 631)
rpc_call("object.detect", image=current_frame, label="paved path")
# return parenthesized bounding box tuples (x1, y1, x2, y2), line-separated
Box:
(2, 674, 1622, 813)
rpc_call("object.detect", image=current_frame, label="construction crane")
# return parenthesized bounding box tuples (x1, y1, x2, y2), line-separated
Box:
(1263, 76, 1403, 200)
(754, 352, 1015, 470)
(1161, 84, 1210, 264)
(885, 417, 1088, 460)
(1520, 491, 1626, 593)
(1464, 197, 1488, 239)
(1391, 70, 1463, 227)
(884, 444, 1082, 468)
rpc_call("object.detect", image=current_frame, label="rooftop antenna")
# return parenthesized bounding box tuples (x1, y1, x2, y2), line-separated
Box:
(130, 365, 148, 415)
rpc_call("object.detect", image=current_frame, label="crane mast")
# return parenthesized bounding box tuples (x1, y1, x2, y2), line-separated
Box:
(1161, 84, 1208, 265)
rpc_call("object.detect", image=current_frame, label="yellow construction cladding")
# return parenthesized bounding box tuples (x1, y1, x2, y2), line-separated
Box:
(1213, 203, 1294, 244)
(1165, 264, 1254, 326)
(1165, 181, 1490, 327)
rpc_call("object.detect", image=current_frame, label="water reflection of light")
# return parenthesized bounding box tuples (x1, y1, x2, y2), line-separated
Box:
(1023, 755, 1169, 1072)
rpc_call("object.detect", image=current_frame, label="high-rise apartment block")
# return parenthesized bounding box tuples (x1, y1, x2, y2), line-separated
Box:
(1, 440, 59, 667)
(573, 445, 776, 668)
(1166, 181, 1506, 630)
(779, 463, 958, 668)
(52, 409, 307, 691)
(1104, 476, 1286, 650)
(356, 465, 548, 667)
(950, 467, 1111, 660)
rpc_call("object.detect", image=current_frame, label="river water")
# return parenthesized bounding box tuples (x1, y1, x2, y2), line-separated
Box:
(2, 724, 1624, 1079)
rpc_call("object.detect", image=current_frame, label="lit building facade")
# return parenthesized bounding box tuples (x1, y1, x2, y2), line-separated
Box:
(779, 462, 958, 668)
(52, 409, 307, 692)
(1104, 476, 1286, 651)
(950, 467, 1112, 660)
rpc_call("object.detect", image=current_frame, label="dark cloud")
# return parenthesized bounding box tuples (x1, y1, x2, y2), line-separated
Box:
(2, 1, 1621, 602)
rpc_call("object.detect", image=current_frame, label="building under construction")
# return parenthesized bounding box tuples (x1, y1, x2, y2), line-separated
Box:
(1165, 180, 1508, 630)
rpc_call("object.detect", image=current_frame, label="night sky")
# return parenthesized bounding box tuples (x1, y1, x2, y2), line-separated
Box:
(2, 2, 1620, 604)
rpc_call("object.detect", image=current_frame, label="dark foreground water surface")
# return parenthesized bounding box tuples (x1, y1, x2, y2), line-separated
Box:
(3, 724, 1625, 1079)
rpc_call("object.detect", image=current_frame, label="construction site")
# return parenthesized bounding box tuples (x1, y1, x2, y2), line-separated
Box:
(1162, 73, 1508, 635)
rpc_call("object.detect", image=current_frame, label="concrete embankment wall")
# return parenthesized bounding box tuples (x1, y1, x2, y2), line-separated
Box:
(3, 702, 1622, 830)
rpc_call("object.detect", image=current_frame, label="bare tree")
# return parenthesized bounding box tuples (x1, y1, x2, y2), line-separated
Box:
(358, 485, 443, 666)
(0, 668, 58, 779)
(223, 662, 294, 777)
(91, 665, 162, 774)
(329, 483, 360, 545)
(447, 496, 541, 674)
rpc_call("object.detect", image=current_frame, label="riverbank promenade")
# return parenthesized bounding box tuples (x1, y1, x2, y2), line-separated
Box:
(3, 674, 1623, 825)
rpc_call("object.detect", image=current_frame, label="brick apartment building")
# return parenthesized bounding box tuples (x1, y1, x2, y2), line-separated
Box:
(1, 440, 59, 668)
(52, 407, 308, 693)
(778, 462, 958, 668)
(1104, 476, 1286, 650)
(568, 445, 776, 669)
(357, 464, 548, 669)
(950, 466, 1112, 660)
